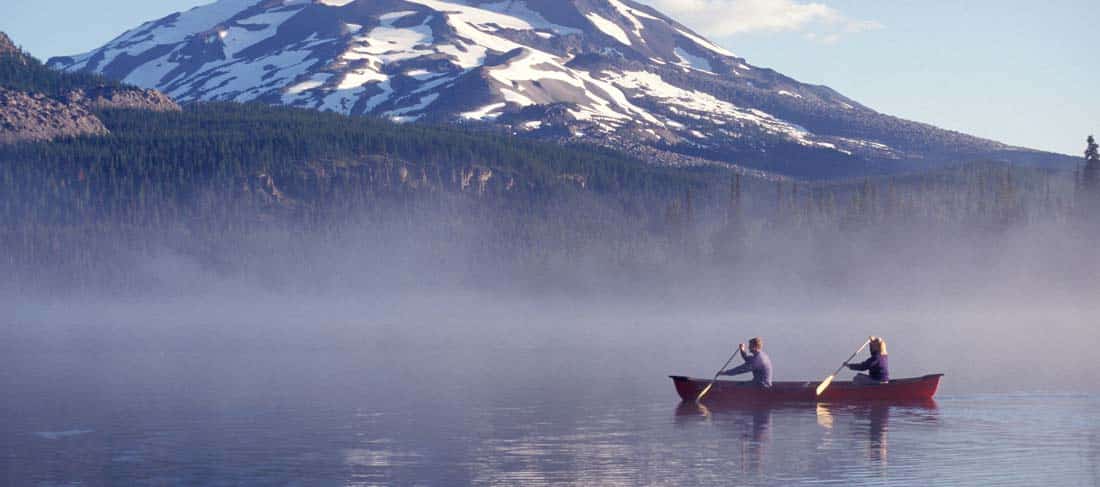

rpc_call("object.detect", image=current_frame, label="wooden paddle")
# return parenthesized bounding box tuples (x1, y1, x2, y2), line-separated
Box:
(696, 346, 742, 402)
(815, 339, 871, 396)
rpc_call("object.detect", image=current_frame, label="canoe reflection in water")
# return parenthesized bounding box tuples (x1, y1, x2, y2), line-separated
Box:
(675, 400, 939, 474)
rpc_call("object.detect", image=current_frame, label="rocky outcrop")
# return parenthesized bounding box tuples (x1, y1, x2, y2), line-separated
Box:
(0, 84, 180, 144)
(0, 31, 181, 144)
(241, 172, 294, 208)
(0, 87, 108, 144)
(66, 85, 181, 112)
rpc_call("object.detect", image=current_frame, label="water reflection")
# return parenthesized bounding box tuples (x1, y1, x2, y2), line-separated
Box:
(860, 401, 935, 463)
(816, 403, 834, 429)
(813, 403, 893, 464)
(676, 400, 939, 478)
(867, 404, 889, 463)
(674, 401, 774, 475)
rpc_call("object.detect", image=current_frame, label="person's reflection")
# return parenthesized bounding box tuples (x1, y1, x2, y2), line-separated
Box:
(867, 403, 889, 464)
(740, 405, 771, 475)
(845, 403, 890, 466)
(674, 402, 772, 475)
(749, 406, 772, 443)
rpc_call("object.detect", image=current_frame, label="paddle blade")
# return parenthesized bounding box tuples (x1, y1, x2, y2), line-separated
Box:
(696, 383, 714, 402)
(815, 375, 836, 396)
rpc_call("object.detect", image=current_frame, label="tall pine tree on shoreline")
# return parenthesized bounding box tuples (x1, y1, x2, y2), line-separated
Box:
(1085, 135, 1100, 187)
(1080, 135, 1100, 214)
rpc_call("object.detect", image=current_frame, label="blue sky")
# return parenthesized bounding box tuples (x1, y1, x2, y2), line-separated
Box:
(0, 0, 1093, 155)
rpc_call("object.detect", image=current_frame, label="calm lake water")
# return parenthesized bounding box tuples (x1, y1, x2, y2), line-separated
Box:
(2, 344, 1097, 487)
(4, 294, 1099, 486)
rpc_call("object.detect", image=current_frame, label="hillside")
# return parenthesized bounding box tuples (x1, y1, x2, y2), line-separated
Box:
(0, 32, 180, 144)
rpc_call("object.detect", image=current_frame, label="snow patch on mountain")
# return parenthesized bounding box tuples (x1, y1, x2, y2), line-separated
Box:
(385, 92, 440, 121)
(674, 48, 713, 73)
(602, 70, 814, 142)
(462, 102, 507, 120)
(675, 28, 735, 58)
(607, 0, 648, 38)
(586, 12, 632, 46)
(478, 1, 582, 35)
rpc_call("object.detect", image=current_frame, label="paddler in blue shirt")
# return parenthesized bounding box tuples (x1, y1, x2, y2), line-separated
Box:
(718, 337, 772, 388)
(847, 336, 889, 384)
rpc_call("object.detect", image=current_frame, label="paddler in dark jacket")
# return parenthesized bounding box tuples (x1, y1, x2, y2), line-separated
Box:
(847, 336, 889, 384)
(719, 337, 772, 388)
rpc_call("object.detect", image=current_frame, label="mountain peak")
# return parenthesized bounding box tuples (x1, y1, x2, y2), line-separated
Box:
(45, 0, 1072, 177)
(46, 0, 747, 119)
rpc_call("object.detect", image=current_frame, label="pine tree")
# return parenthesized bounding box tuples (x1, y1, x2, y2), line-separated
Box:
(1085, 135, 1100, 191)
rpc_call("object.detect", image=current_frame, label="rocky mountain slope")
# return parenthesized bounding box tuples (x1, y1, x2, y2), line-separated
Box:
(0, 32, 180, 144)
(0, 87, 108, 144)
(64, 85, 181, 113)
(46, 0, 1073, 178)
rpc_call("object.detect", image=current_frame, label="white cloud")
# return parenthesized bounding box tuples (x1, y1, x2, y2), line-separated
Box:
(640, 0, 882, 41)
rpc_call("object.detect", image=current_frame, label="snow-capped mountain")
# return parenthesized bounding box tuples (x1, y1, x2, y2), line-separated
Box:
(47, 0, 1072, 177)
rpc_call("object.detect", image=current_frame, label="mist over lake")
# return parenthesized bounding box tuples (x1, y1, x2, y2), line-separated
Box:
(5, 153, 1100, 485)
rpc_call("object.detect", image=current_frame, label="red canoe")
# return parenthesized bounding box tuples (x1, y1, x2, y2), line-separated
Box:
(670, 374, 943, 403)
